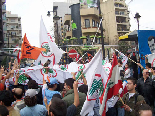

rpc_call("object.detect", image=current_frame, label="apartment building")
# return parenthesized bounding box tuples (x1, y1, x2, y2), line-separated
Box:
(63, 3, 101, 45)
(101, 0, 130, 45)
(66, 0, 79, 4)
(5, 11, 22, 48)
(53, 2, 71, 45)
(2, 0, 6, 45)
(0, 0, 6, 48)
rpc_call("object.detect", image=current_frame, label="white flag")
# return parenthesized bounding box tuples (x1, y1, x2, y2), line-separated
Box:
(38, 17, 64, 67)
(80, 49, 108, 116)
(115, 49, 128, 68)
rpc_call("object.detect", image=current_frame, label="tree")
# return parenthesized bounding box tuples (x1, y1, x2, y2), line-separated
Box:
(1, 56, 7, 67)
(118, 41, 131, 54)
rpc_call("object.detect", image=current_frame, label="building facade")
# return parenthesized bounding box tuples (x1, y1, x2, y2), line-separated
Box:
(63, 4, 101, 43)
(2, 0, 6, 47)
(5, 11, 22, 48)
(53, 2, 71, 46)
(101, 0, 130, 45)
(0, 0, 6, 48)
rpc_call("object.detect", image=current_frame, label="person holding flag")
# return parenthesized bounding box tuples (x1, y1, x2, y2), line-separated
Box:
(117, 77, 145, 116)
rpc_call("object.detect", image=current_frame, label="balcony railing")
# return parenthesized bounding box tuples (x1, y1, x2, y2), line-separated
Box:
(80, 7, 99, 17)
(82, 26, 101, 33)
(117, 28, 129, 32)
(115, 12, 128, 17)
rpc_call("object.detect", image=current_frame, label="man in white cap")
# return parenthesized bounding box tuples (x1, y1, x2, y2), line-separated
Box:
(20, 89, 47, 116)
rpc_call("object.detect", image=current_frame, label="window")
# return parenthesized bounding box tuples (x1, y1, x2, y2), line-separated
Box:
(10, 19, 15, 22)
(85, 19, 90, 28)
(92, 19, 95, 27)
(115, 3, 118, 7)
(120, 11, 124, 15)
(120, 4, 124, 7)
(96, 22, 99, 27)
(11, 32, 16, 36)
(11, 25, 15, 29)
(115, 11, 119, 15)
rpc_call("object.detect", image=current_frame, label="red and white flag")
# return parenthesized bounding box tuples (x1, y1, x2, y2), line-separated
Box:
(17, 50, 21, 63)
(99, 55, 122, 116)
(13, 44, 19, 52)
(80, 49, 108, 116)
(76, 53, 80, 61)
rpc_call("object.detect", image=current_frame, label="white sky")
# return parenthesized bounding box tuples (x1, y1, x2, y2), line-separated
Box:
(6, 0, 155, 47)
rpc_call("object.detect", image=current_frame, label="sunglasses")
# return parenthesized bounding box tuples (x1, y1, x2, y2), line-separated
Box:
(145, 72, 150, 74)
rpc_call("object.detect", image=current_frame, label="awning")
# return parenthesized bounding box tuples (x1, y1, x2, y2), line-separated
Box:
(119, 30, 138, 41)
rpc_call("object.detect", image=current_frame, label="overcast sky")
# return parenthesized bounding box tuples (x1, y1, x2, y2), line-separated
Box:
(6, 0, 155, 47)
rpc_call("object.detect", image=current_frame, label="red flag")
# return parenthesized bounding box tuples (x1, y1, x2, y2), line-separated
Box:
(17, 50, 21, 63)
(20, 34, 46, 60)
(99, 55, 122, 116)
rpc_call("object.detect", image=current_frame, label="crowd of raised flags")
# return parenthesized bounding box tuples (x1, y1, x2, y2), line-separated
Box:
(0, 18, 155, 116)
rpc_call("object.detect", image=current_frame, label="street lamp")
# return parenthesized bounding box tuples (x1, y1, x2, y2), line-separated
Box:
(134, 12, 141, 30)
(98, 0, 105, 59)
(47, 11, 62, 46)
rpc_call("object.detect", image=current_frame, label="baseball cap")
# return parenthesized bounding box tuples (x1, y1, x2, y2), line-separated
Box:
(50, 78, 59, 85)
(25, 89, 38, 98)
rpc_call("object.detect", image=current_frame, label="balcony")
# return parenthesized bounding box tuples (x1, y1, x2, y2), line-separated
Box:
(115, 6, 127, 10)
(16, 33, 22, 37)
(114, 0, 125, 4)
(80, 7, 99, 17)
(115, 11, 128, 17)
(116, 21, 129, 25)
(2, 15, 6, 21)
(64, 14, 71, 25)
(7, 21, 18, 24)
(117, 28, 129, 33)
(82, 26, 101, 34)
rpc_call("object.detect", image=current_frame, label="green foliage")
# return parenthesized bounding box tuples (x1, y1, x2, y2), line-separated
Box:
(1, 56, 7, 67)
(118, 41, 131, 54)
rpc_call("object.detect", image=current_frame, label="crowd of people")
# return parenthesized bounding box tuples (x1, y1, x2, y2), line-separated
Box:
(0, 51, 154, 116)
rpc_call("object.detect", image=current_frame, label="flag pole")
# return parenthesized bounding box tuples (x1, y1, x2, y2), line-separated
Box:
(118, 94, 124, 105)
(76, 52, 88, 63)
(114, 49, 137, 64)
(76, 72, 84, 81)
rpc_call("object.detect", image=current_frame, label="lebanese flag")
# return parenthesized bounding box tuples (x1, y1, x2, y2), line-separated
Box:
(76, 53, 80, 61)
(13, 44, 19, 52)
(99, 55, 122, 116)
(17, 50, 21, 63)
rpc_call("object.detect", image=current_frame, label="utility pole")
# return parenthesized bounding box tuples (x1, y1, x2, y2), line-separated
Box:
(98, 0, 105, 59)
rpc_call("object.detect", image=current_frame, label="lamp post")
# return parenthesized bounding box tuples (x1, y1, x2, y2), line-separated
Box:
(47, 11, 62, 47)
(134, 12, 141, 30)
(98, 0, 105, 59)
(6, 32, 10, 49)
(134, 13, 141, 52)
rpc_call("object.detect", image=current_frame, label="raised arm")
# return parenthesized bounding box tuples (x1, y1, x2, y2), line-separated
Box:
(14, 73, 20, 85)
(0, 66, 4, 82)
(73, 81, 79, 107)
(81, 74, 87, 85)
(71, 72, 76, 80)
